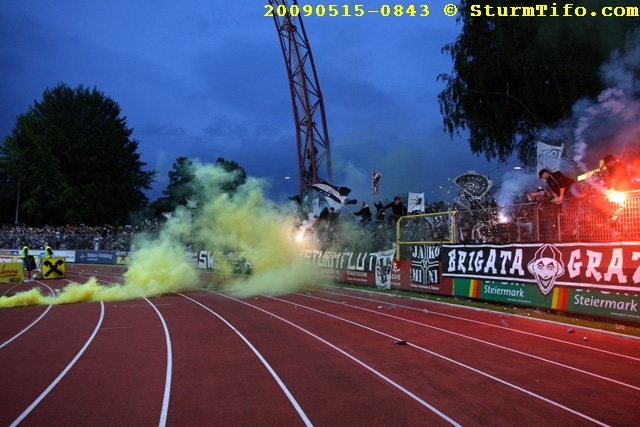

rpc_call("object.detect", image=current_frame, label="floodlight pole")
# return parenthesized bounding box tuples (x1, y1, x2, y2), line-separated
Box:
(14, 179, 20, 224)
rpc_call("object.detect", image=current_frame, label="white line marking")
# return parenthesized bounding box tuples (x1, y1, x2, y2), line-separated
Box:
(144, 298, 173, 427)
(329, 289, 640, 361)
(0, 306, 52, 349)
(204, 290, 461, 426)
(178, 292, 314, 427)
(306, 293, 640, 393)
(1, 283, 57, 349)
(10, 302, 105, 427)
(271, 295, 611, 427)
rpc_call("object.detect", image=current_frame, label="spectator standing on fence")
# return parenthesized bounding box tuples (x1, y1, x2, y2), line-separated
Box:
(328, 207, 340, 227)
(538, 169, 588, 204)
(384, 196, 408, 226)
(318, 207, 329, 223)
(353, 202, 372, 226)
(354, 201, 383, 234)
(602, 154, 632, 191)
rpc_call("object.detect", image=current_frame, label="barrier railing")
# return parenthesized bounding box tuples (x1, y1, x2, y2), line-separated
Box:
(395, 190, 640, 258)
(396, 211, 455, 260)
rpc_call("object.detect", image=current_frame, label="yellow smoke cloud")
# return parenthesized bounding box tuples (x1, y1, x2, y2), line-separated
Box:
(0, 161, 318, 308)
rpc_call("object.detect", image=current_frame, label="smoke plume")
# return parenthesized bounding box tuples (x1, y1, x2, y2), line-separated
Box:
(496, 30, 640, 204)
(0, 160, 319, 308)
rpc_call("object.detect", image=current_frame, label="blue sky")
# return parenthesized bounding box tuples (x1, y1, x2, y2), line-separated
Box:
(1, 1, 517, 205)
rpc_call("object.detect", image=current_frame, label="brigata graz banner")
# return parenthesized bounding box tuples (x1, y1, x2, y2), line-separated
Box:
(442, 242, 640, 295)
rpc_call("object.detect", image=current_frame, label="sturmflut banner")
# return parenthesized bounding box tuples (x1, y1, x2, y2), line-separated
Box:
(303, 248, 396, 289)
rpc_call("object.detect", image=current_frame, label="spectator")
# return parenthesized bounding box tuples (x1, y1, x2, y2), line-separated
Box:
(328, 207, 340, 228)
(538, 169, 588, 204)
(326, 207, 341, 247)
(21, 244, 30, 272)
(21, 244, 36, 280)
(353, 202, 372, 226)
(383, 196, 407, 226)
(602, 154, 633, 191)
(318, 207, 330, 223)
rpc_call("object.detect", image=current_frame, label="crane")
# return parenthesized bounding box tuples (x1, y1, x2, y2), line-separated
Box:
(268, 0, 333, 197)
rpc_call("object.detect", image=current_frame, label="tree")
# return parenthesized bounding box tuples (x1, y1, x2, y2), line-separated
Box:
(0, 83, 156, 225)
(149, 157, 247, 218)
(214, 157, 247, 195)
(437, 0, 639, 164)
(149, 157, 196, 217)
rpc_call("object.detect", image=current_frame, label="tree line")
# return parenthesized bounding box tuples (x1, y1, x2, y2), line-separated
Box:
(0, 83, 246, 226)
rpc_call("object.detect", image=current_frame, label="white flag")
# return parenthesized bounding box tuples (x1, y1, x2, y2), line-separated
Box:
(537, 141, 563, 174)
(408, 192, 425, 213)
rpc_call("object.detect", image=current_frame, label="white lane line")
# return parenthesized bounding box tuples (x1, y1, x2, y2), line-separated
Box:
(304, 293, 640, 393)
(0, 283, 69, 349)
(10, 302, 105, 427)
(1, 305, 52, 349)
(203, 290, 461, 427)
(144, 298, 173, 427)
(327, 289, 640, 361)
(270, 295, 611, 427)
(178, 292, 314, 427)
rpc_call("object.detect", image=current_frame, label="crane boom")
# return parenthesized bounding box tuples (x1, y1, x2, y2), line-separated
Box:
(269, 0, 333, 196)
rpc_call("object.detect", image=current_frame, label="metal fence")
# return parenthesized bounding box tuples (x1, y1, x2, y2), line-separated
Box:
(5, 190, 639, 256)
(395, 190, 640, 250)
(397, 211, 455, 260)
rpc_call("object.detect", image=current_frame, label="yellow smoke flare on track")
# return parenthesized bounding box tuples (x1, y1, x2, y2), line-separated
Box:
(0, 239, 200, 308)
(0, 161, 319, 308)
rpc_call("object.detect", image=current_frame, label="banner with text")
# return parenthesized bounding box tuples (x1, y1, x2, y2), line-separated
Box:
(76, 251, 117, 265)
(453, 279, 640, 321)
(0, 262, 24, 283)
(442, 242, 640, 296)
(303, 248, 397, 289)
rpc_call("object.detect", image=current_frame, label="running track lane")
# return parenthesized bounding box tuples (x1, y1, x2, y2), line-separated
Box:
(205, 290, 638, 425)
(0, 302, 103, 425)
(175, 290, 457, 426)
(313, 288, 640, 386)
(13, 299, 170, 427)
(1, 265, 639, 425)
(148, 293, 313, 426)
(263, 289, 640, 426)
(200, 291, 610, 426)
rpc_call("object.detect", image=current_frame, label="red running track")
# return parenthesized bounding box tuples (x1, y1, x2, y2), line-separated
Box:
(1, 264, 639, 426)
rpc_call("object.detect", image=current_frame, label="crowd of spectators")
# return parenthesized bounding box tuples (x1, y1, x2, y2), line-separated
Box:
(2, 199, 456, 255)
(295, 199, 454, 253)
(0, 221, 161, 252)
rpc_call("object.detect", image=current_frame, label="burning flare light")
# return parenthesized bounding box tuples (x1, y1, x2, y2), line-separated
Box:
(606, 190, 626, 205)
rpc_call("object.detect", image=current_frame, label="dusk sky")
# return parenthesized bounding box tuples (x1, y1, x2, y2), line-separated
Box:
(1, 1, 540, 205)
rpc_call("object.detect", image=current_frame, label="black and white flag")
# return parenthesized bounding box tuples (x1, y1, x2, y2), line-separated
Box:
(372, 170, 382, 196)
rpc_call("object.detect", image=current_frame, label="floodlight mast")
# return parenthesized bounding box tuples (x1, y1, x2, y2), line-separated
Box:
(269, 0, 333, 197)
